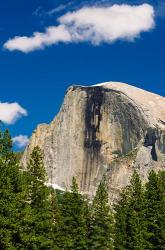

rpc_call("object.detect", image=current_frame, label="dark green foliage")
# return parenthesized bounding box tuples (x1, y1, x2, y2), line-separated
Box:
(126, 171, 146, 249)
(49, 188, 62, 249)
(59, 177, 88, 249)
(114, 170, 165, 250)
(89, 177, 114, 250)
(144, 170, 165, 249)
(0, 129, 12, 157)
(0, 129, 23, 249)
(27, 146, 46, 183)
(22, 146, 54, 249)
(115, 171, 147, 250)
(114, 187, 130, 250)
(0, 129, 165, 250)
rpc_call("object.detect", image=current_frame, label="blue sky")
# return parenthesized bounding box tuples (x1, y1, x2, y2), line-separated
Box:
(0, 0, 165, 149)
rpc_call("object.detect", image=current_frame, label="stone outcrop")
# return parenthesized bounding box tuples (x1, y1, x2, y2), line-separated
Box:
(22, 82, 165, 199)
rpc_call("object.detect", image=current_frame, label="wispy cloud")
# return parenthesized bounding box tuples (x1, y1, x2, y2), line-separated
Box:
(33, 6, 44, 18)
(0, 102, 27, 124)
(13, 135, 29, 149)
(47, 2, 74, 16)
(156, 0, 165, 18)
(4, 4, 155, 53)
(33, 2, 73, 18)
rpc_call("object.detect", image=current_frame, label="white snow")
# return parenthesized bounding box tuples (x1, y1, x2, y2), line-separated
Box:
(46, 183, 65, 191)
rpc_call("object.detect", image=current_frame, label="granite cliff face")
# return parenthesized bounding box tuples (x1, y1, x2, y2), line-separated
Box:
(22, 82, 165, 199)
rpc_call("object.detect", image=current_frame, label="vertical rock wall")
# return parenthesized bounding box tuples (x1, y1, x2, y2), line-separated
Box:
(22, 83, 165, 198)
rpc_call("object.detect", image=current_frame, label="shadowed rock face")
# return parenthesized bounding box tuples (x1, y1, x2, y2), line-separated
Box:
(22, 82, 165, 199)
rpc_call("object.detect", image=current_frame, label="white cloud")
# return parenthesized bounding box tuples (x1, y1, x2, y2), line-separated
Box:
(60, 4, 155, 44)
(13, 135, 29, 148)
(0, 102, 27, 124)
(4, 25, 71, 53)
(4, 4, 155, 52)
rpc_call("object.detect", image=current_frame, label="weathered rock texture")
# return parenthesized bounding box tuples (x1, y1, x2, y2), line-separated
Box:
(22, 82, 165, 199)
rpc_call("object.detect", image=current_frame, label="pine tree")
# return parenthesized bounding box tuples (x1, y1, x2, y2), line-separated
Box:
(0, 129, 12, 157)
(144, 170, 165, 249)
(114, 187, 130, 250)
(0, 129, 24, 249)
(157, 170, 165, 248)
(21, 146, 54, 249)
(126, 171, 146, 250)
(89, 177, 114, 250)
(114, 171, 146, 250)
(59, 177, 88, 249)
(49, 188, 62, 249)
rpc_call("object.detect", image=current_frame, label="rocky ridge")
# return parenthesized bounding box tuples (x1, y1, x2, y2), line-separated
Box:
(22, 82, 165, 199)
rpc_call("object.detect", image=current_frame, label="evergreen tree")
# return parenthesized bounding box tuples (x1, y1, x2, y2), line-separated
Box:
(21, 146, 54, 249)
(49, 188, 62, 249)
(126, 171, 146, 250)
(157, 170, 165, 248)
(114, 187, 130, 250)
(60, 177, 88, 249)
(0, 129, 24, 249)
(89, 177, 114, 250)
(1, 128, 164, 250)
(0, 129, 12, 157)
(144, 170, 165, 249)
(114, 171, 146, 250)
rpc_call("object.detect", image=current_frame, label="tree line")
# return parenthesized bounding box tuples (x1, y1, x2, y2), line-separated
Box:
(0, 129, 165, 249)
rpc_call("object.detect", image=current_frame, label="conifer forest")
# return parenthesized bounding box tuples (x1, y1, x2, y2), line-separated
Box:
(0, 129, 165, 250)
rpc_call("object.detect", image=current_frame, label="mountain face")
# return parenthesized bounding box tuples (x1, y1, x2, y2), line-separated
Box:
(22, 82, 165, 199)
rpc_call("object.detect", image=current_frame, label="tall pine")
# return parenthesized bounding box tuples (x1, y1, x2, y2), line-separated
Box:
(114, 171, 146, 250)
(21, 146, 54, 249)
(59, 177, 88, 249)
(144, 170, 165, 249)
(0, 129, 24, 249)
(89, 177, 114, 250)
(114, 187, 130, 250)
